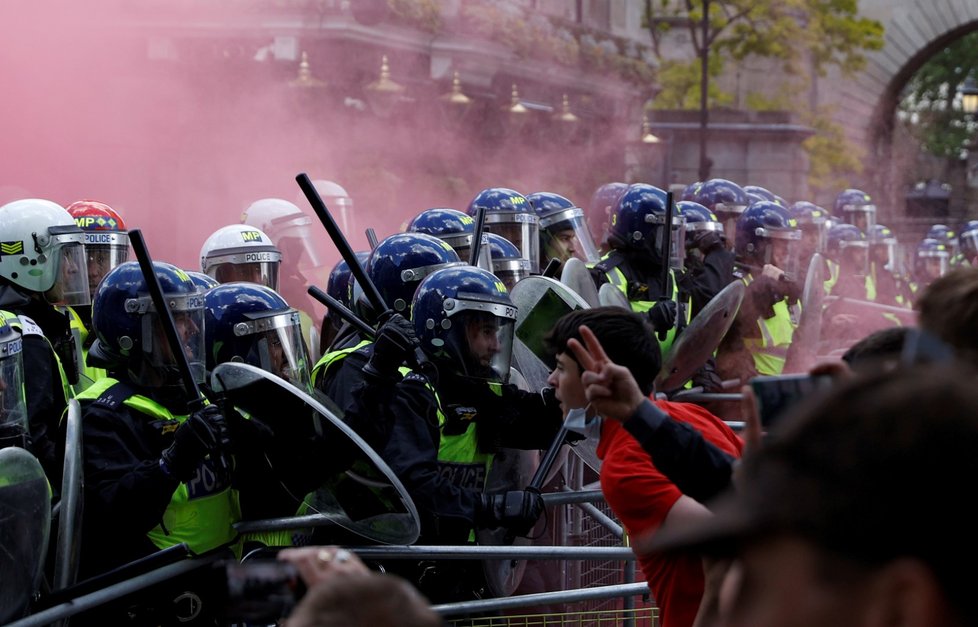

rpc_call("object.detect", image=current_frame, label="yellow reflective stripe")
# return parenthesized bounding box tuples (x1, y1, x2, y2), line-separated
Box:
(1, 309, 72, 401)
(311, 339, 371, 386)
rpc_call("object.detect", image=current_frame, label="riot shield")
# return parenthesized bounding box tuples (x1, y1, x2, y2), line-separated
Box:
(598, 282, 631, 310)
(510, 275, 590, 370)
(559, 258, 600, 308)
(54, 399, 83, 592)
(0, 447, 51, 623)
(475, 368, 544, 597)
(210, 363, 420, 545)
(655, 280, 745, 392)
(783, 254, 824, 374)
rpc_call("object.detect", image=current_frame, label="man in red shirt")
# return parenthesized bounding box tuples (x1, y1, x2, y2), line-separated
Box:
(545, 307, 743, 627)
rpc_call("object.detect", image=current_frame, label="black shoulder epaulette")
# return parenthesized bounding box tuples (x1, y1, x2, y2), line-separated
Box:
(92, 381, 136, 411)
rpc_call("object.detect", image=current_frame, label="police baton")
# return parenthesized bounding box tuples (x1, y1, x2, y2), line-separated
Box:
(307, 286, 375, 339)
(660, 190, 674, 300)
(469, 206, 486, 267)
(296, 172, 389, 318)
(128, 229, 207, 413)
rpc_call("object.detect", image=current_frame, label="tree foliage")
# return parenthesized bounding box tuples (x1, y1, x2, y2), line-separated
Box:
(898, 31, 978, 159)
(643, 0, 884, 192)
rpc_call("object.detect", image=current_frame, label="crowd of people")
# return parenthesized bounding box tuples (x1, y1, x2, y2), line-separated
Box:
(0, 175, 974, 627)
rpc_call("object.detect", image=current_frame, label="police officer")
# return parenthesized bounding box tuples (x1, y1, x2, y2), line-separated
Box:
(868, 224, 912, 307)
(689, 178, 751, 250)
(718, 201, 801, 378)
(788, 200, 829, 286)
(526, 191, 600, 269)
(406, 208, 493, 270)
(66, 199, 131, 391)
(834, 188, 877, 235)
(485, 233, 531, 291)
(76, 261, 236, 582)
(200, 224, 282, 289)
(589, 184, 691, 354)
(958, 220, 978, 266)
(0, 198, 89, 480)
(0, 316, 28, 452)
(675, 200, 735, 319)
(466, 188, 540, 275)
(319, 250, 369, 354)
(586, 182, 628, 256)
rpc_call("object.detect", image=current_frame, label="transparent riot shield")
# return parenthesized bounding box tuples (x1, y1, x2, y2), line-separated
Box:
(211, 363, 420, 545)
(54, 399, 83, 592)
(559, 258, 600, 308)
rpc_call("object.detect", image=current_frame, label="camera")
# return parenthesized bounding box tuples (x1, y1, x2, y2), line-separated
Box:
(217, 559, 306, 623)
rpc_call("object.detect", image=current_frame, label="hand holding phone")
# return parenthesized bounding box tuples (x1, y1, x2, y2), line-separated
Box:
(750, 373, 833, 428)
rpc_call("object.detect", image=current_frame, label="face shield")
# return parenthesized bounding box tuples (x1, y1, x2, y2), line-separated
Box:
(44, 227, 90, 307)
(129, 291, 207, 384)
(484, 212, 540, 275)
(870, 238, 897, 272)
(841, 204, 876, 235)
(268, 213, 327, 272)
(396, 261, 468, 314)
(758, 228, 801, 279)
(919, 251, 949, 281)
(233, 310, 311, 390)
(439, 233, 493, 272)
(645, 214, 686, 270)
(84, 232, 130, 298)
(685, 219, 724, 261)
(0, 335, 27, 451)
(205, 249, 282, 291)
(491, 257, 532, 291)
(443, 295, 517, 383)
(961, 230, 978, 262)
(539, 207, 600, 265)
(839, 240, 870, 277)
(714, 202, 748, 251)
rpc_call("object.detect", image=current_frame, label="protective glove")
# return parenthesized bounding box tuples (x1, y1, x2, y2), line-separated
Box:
(364, 312, 418, 380)
(694, 230, 725, 255)
(691, 357, 723, 393)
(160, 404, 228, 482)
(647, 300, 678, 341)
(477, 488, 545, 537)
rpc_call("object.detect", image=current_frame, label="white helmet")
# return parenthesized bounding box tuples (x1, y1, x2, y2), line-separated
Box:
(241, 198, 325, 270)
(200, 224, 282, 291)
(0, 199, 90, 306)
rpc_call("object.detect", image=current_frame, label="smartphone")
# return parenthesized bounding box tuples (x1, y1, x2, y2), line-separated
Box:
(750, 373, 833, 428)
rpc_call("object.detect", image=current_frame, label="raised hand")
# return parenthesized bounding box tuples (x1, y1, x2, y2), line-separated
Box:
(566, 324, 648, 423)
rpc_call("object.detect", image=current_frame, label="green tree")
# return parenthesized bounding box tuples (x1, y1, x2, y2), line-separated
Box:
(644, 0, 884, 192)
(898, 31, 978, 159)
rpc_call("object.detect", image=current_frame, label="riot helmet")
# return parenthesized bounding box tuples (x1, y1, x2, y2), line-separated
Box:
(322, 251, 369, 344)
(868, 224, 898, 272)
(958, 220, 978, 264)
(743, 185, 778, 206)
(0, 199, 90, 306)
(366, 233, 463, 315)
(914, 238, 949, 283)
(527, 191, 600, 266)
(186, 271, 220, 292)
(241, 198, 327, 273)
(826, 223, 869, 277)
(691, 178, 750, 246)
(200, 224, 281, 290)
(586, 182, 627, 252)
(90, 261, 206, 391)
(833, 188, 877, 234)
(789, 200, 829, 258)
(926, 224, 959, 259)
(406, 208, 492, 271)
(204, 283, 311, 389)
(735, 201, 801, 277)
(66, 200, 130, 299)
(679, 181, 702, 202)
(608, 183, 686, 270)
(412, 265, 517, 383)
(0, 319, 27, 451)
(485, 232, 531, 290)
(466, 188, 540, 274)
(676, 200, 723, 258)
(305, 179, 354, 235)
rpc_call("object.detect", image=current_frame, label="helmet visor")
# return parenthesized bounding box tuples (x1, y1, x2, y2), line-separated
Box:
(0, 337, 27, 450)
(270, 213, 327, 272)
(454, 312, 515, 383)
(485, 213, 540, 275)
(650, 215, 686, 271)
(491, 258, 532, 291)
(85, 244, 130, 298)
(841, 205, 876, 234)
(242, 312, 312, 390)
(540, 208, 600, 265)
(442, 234, 494, 272)
(763, 236, 801, 279)
(918, 250, 949, 280)
(210, 261, 281, 291)
(839, 241, 869, 277)
(138, 293, 207, 384)
(46, 241, 91, 307)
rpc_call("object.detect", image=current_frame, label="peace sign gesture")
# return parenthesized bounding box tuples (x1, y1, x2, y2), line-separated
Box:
(567, 325, 649, 423)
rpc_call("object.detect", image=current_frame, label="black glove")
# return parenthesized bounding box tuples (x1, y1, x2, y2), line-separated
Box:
(691, 357, 723, 393)
(161, 404, 228, 482)
(693, 230, 725, 255)
(477, 488, 545, 536)
(364, 313, 418, 380)
(647, 300, 678, 341)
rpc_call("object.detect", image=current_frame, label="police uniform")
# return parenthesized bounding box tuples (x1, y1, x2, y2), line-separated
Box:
(75, 378, 238, 578)
(0, 293, 72, 482)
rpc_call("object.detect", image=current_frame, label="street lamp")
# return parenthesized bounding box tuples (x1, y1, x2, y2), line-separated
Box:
(641, 113, 661, 144)
(288, 51, 327, 88)
(960, 76, 978, 116)
(365, 55, 405, 118)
